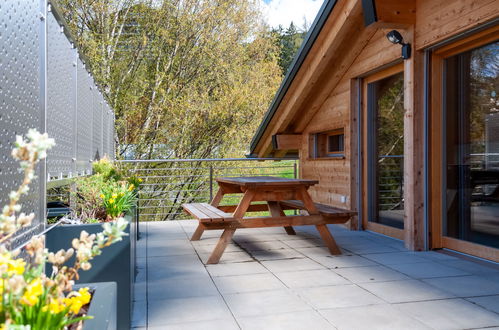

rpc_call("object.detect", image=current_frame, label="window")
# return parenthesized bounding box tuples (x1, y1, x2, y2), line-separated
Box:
(310, 128, 345, 158)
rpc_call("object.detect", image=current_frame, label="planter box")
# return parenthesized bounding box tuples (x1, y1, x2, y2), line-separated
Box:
(74, 282, 117, 330)
(46, 210, 137, 330)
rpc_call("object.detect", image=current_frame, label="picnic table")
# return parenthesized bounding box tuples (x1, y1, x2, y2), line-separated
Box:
(182, 176, 356, 264)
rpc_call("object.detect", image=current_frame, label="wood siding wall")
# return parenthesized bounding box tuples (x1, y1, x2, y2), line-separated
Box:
(300, 29, 400, 210)
(296, 0, 498, 234)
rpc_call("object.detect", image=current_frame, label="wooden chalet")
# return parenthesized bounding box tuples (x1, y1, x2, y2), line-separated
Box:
(249, 0, 499, 261)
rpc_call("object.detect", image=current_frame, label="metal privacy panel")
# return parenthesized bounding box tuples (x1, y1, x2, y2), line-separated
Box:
(92, 89, 103, 160)
(47, 13, 76, 179)
(76, 59, 93, 174)
(0, 0, 44, 247)
(109, 112, 116, 159)
(102, 102, 109, 157)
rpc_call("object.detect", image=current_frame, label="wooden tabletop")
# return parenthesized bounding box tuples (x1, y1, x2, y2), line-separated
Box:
(215, 176, 319, 187)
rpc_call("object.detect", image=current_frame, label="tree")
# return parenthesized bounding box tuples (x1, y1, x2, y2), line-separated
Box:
(272, 22, 307, 75)
(57, 0, 282, 160)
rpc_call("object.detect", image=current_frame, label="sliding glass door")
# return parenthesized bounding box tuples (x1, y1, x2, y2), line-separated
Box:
(362, 64, 405, 238)
(444, 40, 499, 249)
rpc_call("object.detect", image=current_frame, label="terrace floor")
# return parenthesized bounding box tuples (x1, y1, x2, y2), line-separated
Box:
(132, 220, 499, 330)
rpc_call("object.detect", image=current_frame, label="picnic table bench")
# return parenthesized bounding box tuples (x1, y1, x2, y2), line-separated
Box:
(182, 176, 356, 264)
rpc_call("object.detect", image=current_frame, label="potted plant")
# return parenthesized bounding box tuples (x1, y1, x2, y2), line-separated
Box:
(0, 129, 128, 329)
(45, 158, 139, 330)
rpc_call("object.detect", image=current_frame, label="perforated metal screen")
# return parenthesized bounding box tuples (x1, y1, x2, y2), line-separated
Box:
(0, 1, 116, 248)
(47, 13, 76, 179)
(76, 60, 94, 175)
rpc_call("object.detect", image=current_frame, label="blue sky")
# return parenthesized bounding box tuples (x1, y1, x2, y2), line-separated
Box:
(260, 0, 323, 29)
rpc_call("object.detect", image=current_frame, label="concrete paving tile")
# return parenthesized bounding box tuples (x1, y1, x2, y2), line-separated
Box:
(147, 239, 196, 257)
(440, 259, 499, 275)
(423, 275, 499, 297)
(362, 252, 429, 265)
(206, 261, 269, 277)
(297, 284, 384, 309)
(146, 231, 189, 242)
(274, 269, 349, 288)
(311, 255, 377, 269)
(224, 289, 312, 317)
(320, 304, 431, 330)
(397, 298, 499, 330)
(147, 318, 240, 330)
(467, 295, 499, 314)
(386, 261, 470, 279)
(237, 310, 334, 330)
(213, 273, 286, 294)
(190, 236, 226, 246)
(147, 255, 209, 281)
(238, 240, 290, 252)
(148, 295, 232, 326)
(272, 232, 317, 241)
(199, 251, 254, 264)
(334, 265, 410, 283)
(131, 300, 147, 328)
(193, 243, 244, 254)
(232, 234, 279, 243)
(295, 246, 351, 258)
(261, 258, 325, 272)
(251, 248, 306, 261)
(413, 251, 461, 261)
(147, 276, 219, 300)
(341, 244, 401, 254)
(359, 279, 455, 303)
(282, 238, 326, 249)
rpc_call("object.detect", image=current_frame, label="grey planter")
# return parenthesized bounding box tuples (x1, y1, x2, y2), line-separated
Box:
(74, 282, 117, 330)
(46, 210, 137, 330)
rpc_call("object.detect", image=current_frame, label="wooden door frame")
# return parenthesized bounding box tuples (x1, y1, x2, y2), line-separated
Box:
(361, 63, 405, 240)
(429, 25, 499, 262)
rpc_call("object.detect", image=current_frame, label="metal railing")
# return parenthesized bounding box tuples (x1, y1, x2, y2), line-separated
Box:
(120, 158, 298, 221)
(378, 155, 404, 210)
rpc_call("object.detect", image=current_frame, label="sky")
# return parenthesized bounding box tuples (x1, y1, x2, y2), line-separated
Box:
(260, 0, 324, 29)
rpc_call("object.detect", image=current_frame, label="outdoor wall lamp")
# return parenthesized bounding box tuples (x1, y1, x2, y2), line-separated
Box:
(386, 30, 411, 60)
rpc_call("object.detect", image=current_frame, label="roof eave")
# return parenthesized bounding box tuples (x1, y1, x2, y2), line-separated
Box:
(249, 0, 340, 155)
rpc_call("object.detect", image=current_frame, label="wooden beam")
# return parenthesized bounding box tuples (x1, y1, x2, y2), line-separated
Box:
(403, 26, 425, 251)
(373, 0, 415, 26)
(272, 134, 302, 150)
(254, 0, 360, 156)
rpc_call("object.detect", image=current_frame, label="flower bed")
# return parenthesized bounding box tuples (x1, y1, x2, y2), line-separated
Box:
(0, 130, 128, 329)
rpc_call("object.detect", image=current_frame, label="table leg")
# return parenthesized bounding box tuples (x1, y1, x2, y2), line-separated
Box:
(267, 201, 296, 235)
(316, 224, 341, 255)
(206, 189, 254, 264)
(190, 223, 206, 241)
(207, 228, 236, 264)
(211, 188, 224, 207)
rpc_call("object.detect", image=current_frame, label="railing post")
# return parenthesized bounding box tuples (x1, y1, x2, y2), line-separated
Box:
(293, 161, 298, 179)
(399, 157, 404, 207)
(209, 165, 214, 202)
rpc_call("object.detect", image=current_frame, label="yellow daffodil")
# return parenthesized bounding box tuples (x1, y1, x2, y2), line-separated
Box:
(78, 287, 91, 304)
(112, 193, 117, 199)
(108, 198, 115, 204)
(119, 192, 124, 197)
(100, 194, 105, 199)
(128, 184, 135, 191)
(0, 254, 26, 275)
(20, 278, 43, 306)
(9, 258, 26, 275)
(64, 287, 91, 314)
(138, 178, 143, 183)
(42, 298, 66, 314)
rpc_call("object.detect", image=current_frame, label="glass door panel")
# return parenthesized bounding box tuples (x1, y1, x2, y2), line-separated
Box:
(444, 41, 499, 248)
(367, 72, 405, 229)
